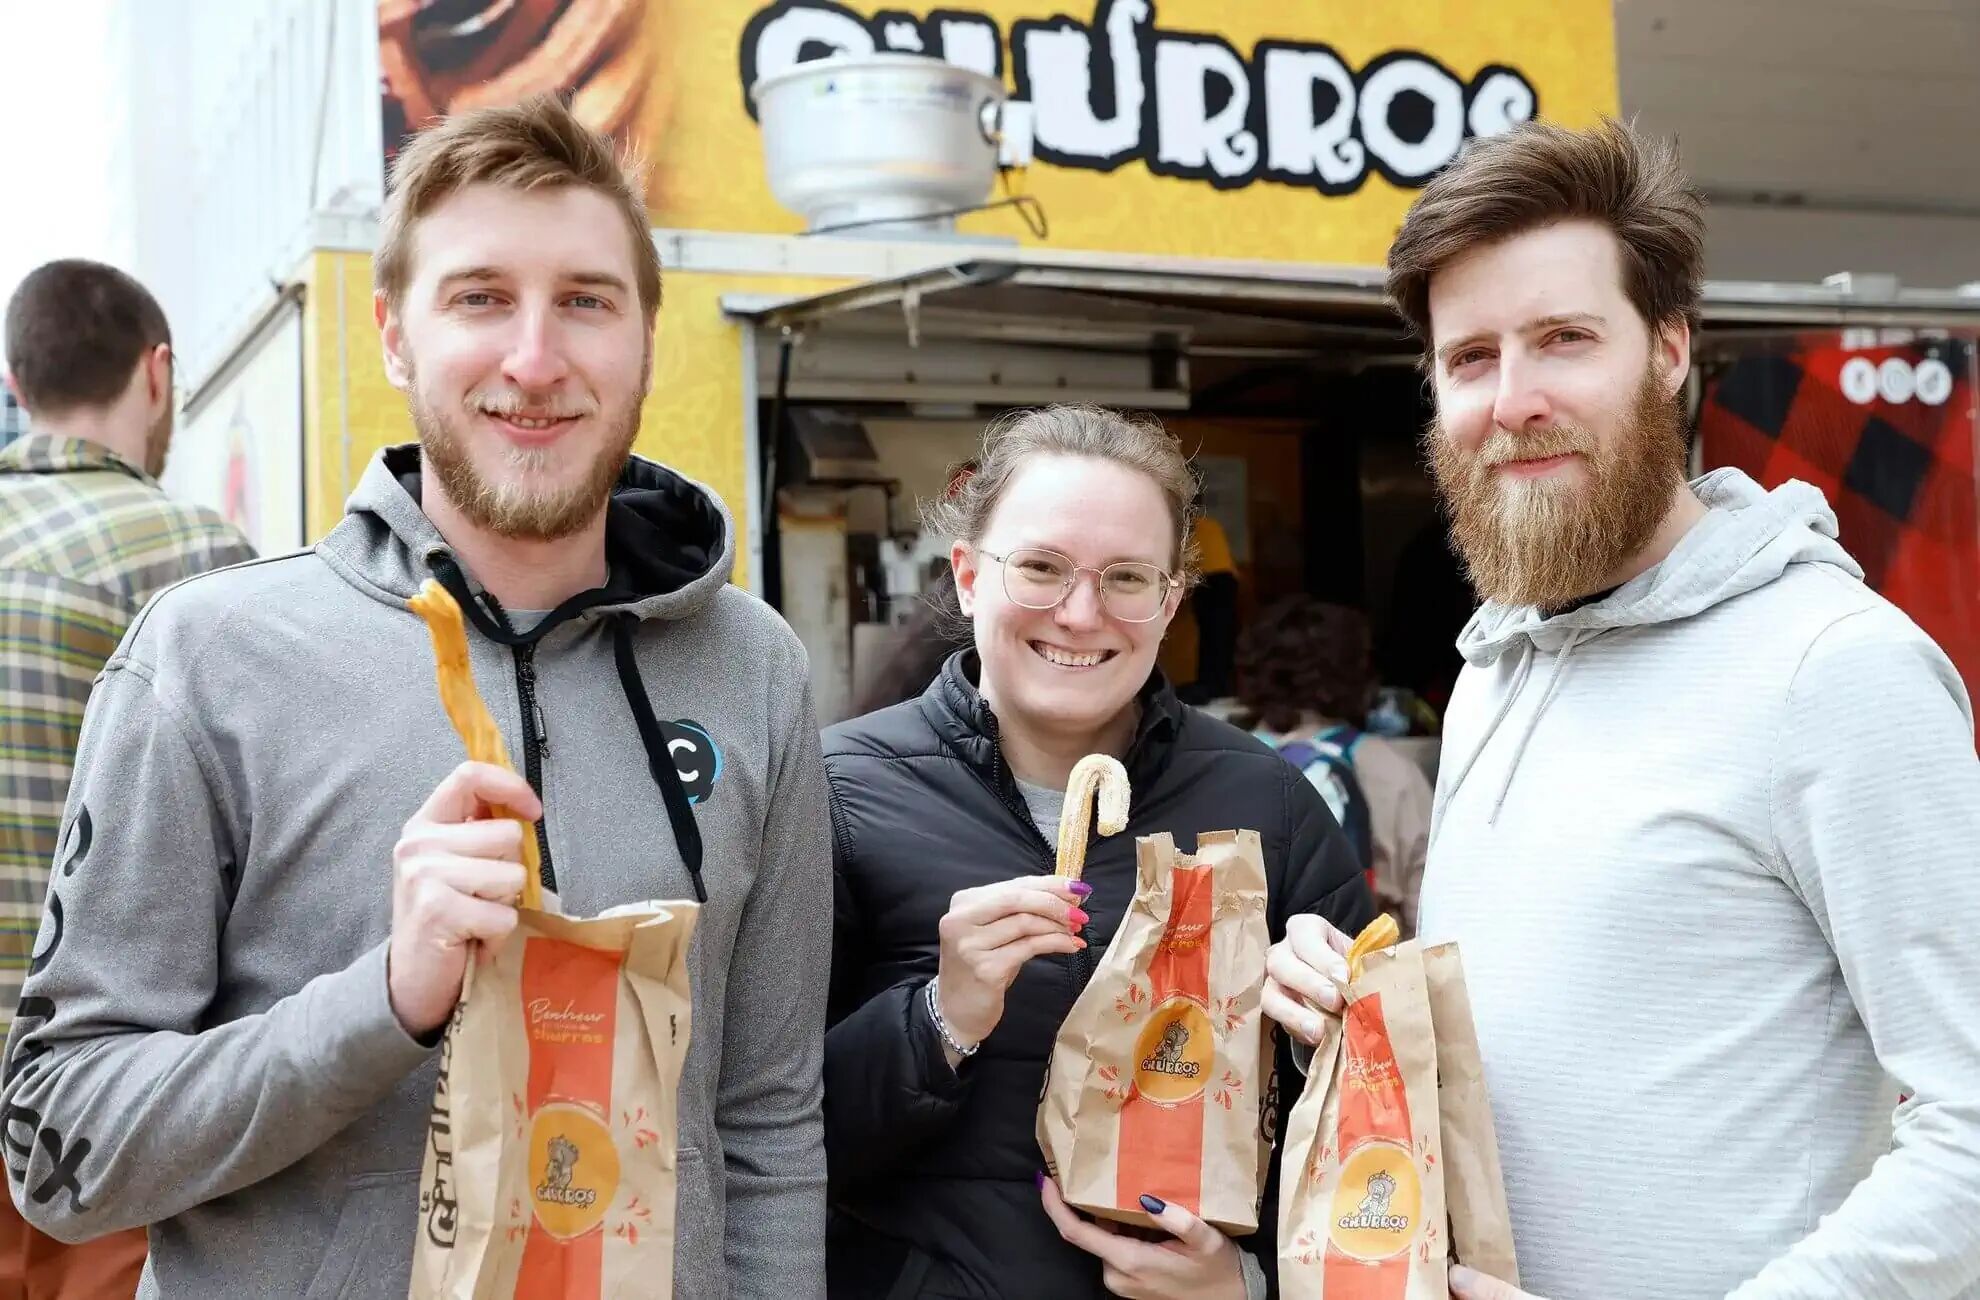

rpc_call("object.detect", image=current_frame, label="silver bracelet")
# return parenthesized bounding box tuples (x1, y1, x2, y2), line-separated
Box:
(925, 977, 980, 1058)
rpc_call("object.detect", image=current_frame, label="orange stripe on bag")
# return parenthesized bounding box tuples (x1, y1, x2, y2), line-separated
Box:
(1322, 991, 1418, 1299)
(1116, 863, 1215, 1213)
(517, 938, 624, 1296)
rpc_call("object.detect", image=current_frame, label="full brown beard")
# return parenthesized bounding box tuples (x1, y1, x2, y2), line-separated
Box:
(1427, 365, 1690, 611)
(409, 361, 638, 542)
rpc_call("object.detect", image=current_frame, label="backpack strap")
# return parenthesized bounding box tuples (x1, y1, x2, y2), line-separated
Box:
(1275, 739, 1325, 772)
(1316, 724, 1364, 761)
(1270, 737, 1374, 875)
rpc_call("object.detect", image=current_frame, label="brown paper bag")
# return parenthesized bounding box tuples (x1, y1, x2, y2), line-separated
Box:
(1038, 830, 1274, 1233)
(1279, 919, 1447, 1298)
(411, 901, 698, 1299)
(1421, 944, 1518, 1284)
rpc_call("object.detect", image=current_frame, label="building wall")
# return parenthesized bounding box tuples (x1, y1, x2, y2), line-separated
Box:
(1618, 0, 1980, 289)
(302, 250, 407, 540)
(107, 0, 384, 388)
(1704, 206, 1980, 290)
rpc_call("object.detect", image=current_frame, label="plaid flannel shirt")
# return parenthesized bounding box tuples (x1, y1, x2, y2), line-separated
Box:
(1, 434, 255, 1030)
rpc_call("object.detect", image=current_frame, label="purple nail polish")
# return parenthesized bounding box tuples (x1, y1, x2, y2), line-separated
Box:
(1068, 881, 1093, 898)
(1139, 1193, 1166, 1215)
(1035, 1171, 1047, 1190)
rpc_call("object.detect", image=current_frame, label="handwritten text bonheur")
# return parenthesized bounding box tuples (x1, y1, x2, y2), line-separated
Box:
(527, 998, 609, 1044)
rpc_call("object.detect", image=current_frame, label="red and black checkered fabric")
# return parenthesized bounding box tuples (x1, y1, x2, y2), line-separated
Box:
(1699, 336, 1980, 717)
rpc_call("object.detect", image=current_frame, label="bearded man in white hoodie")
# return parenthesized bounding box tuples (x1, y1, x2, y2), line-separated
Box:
(1258, 120, 1980, 1299)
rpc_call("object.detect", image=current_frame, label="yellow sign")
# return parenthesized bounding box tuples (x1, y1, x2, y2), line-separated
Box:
(381, 0, 1618, 266)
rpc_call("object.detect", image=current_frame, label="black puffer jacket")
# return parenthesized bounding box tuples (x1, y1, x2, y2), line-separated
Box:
(821, 653, 1375, 1299)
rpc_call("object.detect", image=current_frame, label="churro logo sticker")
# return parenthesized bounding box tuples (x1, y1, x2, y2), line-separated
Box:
(528, 1104, 620, 1240)
(1132, 999, 1213, 1104)
(1327, 1141, 1420, 1260)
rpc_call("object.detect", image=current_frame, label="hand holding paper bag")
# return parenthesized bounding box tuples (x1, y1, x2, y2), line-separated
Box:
(1037, 826, 1274, 1236)
(1264, 913, 1355, 1038)
(1278, 918, 1519, 1298)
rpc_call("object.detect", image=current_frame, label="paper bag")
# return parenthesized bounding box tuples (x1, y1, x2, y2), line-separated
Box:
(1038, 830, 1274, 1233)
(1421, 944, 1518, 1284)
(411, 902, 698, 1299)
(1279, 918, 1446, 1298)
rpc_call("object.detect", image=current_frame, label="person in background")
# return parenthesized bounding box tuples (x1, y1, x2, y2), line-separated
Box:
(0, 259, 255, 1298)
(822, 404, 1373, 1299)
(1235, 596, 1432, 936)
(1178, 506, 1239, 704)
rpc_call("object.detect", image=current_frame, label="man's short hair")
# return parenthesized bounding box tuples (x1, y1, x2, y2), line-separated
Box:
(375, 93, 662, 320)
(1385, 118, 1706, 349)
(4, 260, 171, 417)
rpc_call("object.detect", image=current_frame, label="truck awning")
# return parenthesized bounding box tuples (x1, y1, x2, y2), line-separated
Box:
(721, 251, 1980, 356)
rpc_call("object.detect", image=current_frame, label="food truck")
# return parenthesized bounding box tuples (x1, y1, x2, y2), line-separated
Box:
(167, 0, 1980, 740)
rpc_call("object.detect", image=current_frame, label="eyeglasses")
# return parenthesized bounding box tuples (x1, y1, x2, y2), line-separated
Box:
(977, 547, 1177, 624)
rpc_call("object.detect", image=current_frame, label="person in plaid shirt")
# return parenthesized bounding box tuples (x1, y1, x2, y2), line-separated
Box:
(0, 259, 253, 1298)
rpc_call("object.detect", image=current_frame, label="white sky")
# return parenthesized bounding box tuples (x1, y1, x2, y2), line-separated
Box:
(0, 2, 120, 333)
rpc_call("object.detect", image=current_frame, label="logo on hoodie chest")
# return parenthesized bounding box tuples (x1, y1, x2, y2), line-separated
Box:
(658, 719, 723, 804)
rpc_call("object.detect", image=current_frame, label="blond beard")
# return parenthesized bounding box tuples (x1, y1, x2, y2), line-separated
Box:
(408, 364, 639, 542)
(1428, 366, 1689, 611)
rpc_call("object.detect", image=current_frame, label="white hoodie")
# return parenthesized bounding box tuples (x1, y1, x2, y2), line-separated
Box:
(1418, 469, 1980, 1299)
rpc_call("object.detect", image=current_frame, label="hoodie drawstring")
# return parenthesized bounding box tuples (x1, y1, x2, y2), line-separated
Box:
(1485, 630, 1586, 827)
(611, 615, 707, 903)
(1431, 642, 1534, 848)
(428, 556, 708, 904)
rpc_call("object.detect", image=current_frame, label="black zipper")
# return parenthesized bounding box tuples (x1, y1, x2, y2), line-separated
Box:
(512, 644, 556, 893)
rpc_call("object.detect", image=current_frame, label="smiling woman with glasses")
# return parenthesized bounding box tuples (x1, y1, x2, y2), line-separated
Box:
(816, 405, 1375, 1300)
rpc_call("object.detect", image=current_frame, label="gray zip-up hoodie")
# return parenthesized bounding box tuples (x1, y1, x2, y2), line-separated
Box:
(1, 445, 832, 1299)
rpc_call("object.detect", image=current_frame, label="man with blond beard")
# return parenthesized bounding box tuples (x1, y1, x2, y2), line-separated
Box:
(2, 96, 831, 1297)
(1260, 120, 1980, 1299)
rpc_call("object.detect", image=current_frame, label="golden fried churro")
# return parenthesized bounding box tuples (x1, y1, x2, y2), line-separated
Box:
(1346, 913, 1401, 981)
(1054, 754, 1131, 881)
(409, 578, 544, 912)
